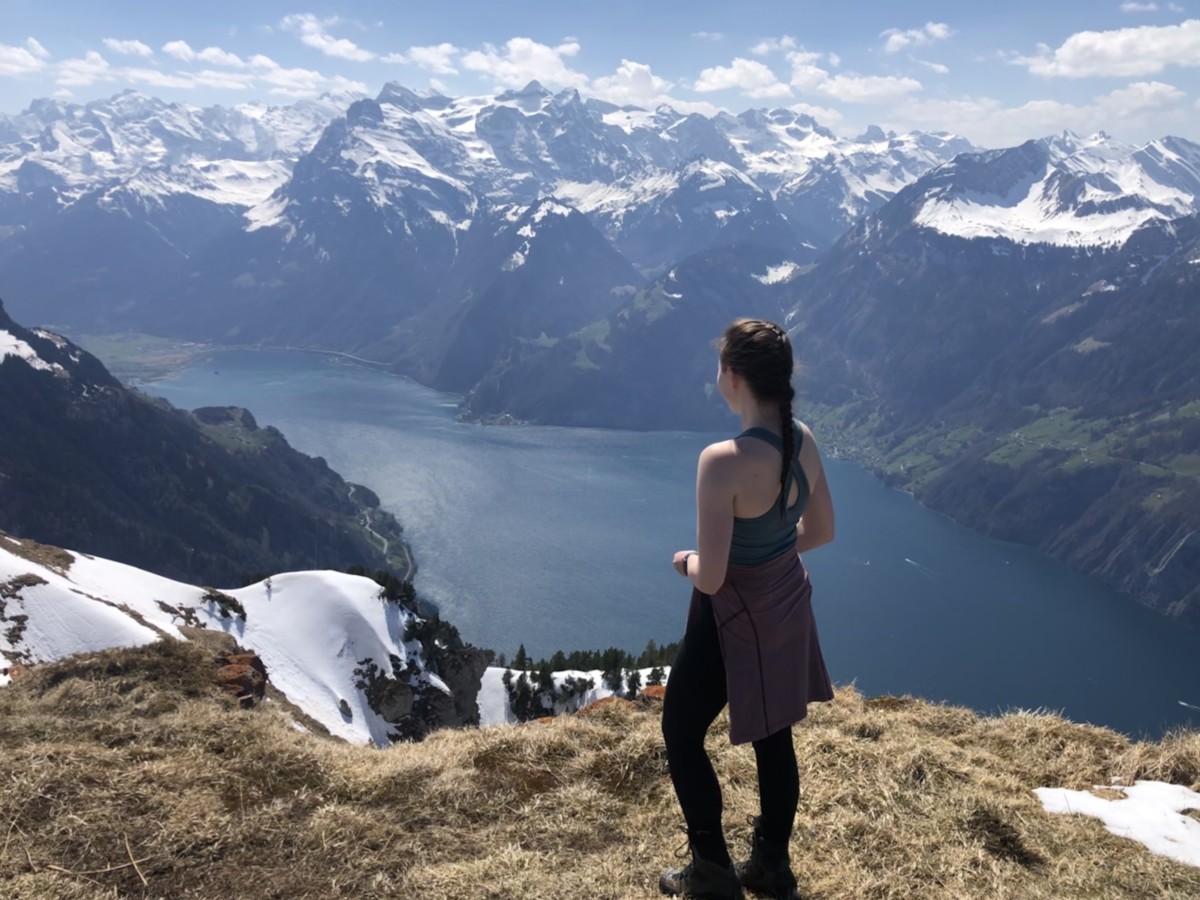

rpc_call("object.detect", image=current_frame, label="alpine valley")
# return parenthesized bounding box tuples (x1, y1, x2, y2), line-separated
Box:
(1, 84, 1197, 626)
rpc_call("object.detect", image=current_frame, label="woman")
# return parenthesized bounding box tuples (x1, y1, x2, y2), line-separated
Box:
(660, 318, 835, 900)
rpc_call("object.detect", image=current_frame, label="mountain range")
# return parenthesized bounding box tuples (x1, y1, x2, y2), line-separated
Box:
(1, 85, 1198, 625)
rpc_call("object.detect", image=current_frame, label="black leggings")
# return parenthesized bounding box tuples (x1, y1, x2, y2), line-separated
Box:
(662, 594, 799, 862)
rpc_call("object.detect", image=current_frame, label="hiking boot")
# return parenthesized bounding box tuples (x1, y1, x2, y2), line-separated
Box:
(659, 856, 744, 899)
(660, 831, 744, 899)
(734, 818, 798, 899)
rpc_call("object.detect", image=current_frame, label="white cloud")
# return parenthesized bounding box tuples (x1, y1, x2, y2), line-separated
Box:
(103, 38, 153, 58)
(694, 57, 792, 99)
(1120, 2, 1159, 10)
(281, 13, 375, 62)
(123, 67, 211, 90)
(692, 31, 725, 42)
(919, 60, 950, 75)
(789, 101, 844, 126)
(0, 37, 50, 76)
(461, 37, 588, 89)
(895, 80, 1189, 146)
(827, 52, 842, 68)
(789, 53, 923, 103)
(249, 53, 367, 97)
(193, 69, 259, 90)
(882, 22, 953, 54)
(750, 35, 797, 56)
(56, 51, 113, 87)
(1018, 19, 1200, 77)
(53, 88, 73, 98)
(591, 59, 677, 106)
(406, 43, 461, 75)
(162, 40, 246, 68)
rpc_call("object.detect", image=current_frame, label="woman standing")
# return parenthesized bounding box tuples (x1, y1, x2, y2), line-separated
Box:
(660, 319, 836, 900)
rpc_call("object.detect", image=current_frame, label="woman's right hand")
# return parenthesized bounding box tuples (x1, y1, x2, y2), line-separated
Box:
(672, 550, 695, 577)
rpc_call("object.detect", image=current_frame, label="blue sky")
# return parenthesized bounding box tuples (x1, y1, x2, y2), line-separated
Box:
(2, 1, 1199, 146)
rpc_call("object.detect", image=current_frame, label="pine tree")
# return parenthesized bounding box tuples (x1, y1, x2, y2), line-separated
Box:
(625, 668, 642, 700)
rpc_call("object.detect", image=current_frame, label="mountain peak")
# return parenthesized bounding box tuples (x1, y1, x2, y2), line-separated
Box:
(497, 80, 551, 101)
(856, 125, 889, 143)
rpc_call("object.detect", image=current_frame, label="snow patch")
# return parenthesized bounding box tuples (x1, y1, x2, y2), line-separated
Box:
(0, 330, 62, 374)
(531, 200, 574, 223)
(244, 194, 291, 233)
(478, 666, 669, 726)
(1036, 781, 1200, 868)
(1073, 337, 1112, 354)
(1082, 281, 1117, 296)
(753, 262, 800, 285)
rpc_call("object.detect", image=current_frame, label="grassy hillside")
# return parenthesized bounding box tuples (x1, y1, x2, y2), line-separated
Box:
(1, 640, 1197, 899)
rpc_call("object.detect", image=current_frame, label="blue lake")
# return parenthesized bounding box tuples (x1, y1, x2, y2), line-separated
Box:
(146, 349, 1200, 738)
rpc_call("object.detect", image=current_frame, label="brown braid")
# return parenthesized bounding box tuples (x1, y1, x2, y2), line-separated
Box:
(778, 391, 795, 515)
(717, 318, 797, 520)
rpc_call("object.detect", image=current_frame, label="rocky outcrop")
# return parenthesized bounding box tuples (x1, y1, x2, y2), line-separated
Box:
(213, 651, 268, 708)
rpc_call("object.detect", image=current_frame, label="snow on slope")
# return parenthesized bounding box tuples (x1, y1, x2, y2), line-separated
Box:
(0, 538, 441, 746)
(915, 132, 1200, 248)
(478, 665, 669, 726)
(0, 91, 346, 209)
(107, 159, 295, 210)
(0, 329, 64, 373)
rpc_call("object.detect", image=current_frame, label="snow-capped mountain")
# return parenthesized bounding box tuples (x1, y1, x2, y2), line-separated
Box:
(911, 132, 1200, 248)
(556, 157, 800, 271)
(0, 534, 479, 745)
(0, 89, 352, 219)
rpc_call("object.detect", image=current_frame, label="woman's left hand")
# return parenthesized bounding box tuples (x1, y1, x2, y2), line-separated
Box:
(672, 550, 695, 577)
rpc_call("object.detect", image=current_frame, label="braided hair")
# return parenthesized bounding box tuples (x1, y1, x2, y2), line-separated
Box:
(718, 318, 796, 517)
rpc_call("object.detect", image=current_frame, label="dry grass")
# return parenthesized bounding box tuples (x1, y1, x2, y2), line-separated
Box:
(2, 642, 1198, 899)
(0, 532, 74, 575)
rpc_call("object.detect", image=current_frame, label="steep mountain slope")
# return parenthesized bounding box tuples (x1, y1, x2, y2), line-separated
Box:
(462, 242, 799, 429)
(781, 141, 1200, 623)
(364, 198, 643, 392)
(555, 158, 801, 273)
(0, 300, 405, 586)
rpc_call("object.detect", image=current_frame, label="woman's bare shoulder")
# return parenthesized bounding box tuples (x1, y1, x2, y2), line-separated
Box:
(700, 438, 739, 462)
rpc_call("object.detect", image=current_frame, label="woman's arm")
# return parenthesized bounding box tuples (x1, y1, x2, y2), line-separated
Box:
(795, 424, 835, 553)
(685, 441, 737, 595)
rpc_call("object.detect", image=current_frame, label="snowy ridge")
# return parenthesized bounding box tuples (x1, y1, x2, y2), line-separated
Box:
(0, 539, 441, 746)
(0, 328, 62, 373)
(105, 159, 295, 210)
(0, 85, 972, 252)
(913, 132, 1200, 248)
(0, 91, 346, 210)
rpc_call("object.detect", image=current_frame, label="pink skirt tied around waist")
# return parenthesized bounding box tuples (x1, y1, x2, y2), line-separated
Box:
(686, 551, 834, 745)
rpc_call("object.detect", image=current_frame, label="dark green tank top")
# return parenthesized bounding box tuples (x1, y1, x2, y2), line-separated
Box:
(728, 420, 809, 566)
